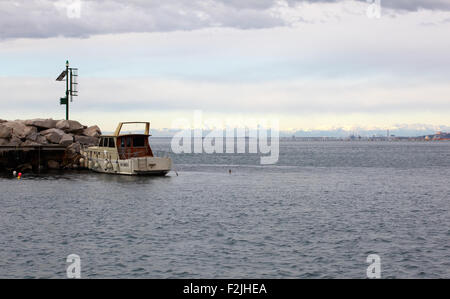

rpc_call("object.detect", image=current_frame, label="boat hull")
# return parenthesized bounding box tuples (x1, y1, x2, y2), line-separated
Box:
(85, 156, 172, 176)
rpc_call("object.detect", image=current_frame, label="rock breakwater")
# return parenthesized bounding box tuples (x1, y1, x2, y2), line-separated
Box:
(0, 119, 101, 171)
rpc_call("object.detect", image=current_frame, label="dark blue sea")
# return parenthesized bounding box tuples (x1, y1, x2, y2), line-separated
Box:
(1, 139, 449, 278)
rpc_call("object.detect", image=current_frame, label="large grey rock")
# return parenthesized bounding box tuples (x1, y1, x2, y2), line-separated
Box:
(8, 137, 22, 147)
(75, 135, 99, 146)
(65, 143, 82, 165)
(82, 125, 101, 137)
(56, 120, 84, 133)
(40, 128, 65, 135)
(24, 118, 57, 129)
(41, 128, 65, 144)
(0, 125, 13, 138)
(45, 133, 62, 144)
(67, 142, 81, 155)
(23, 126, 37, 139)
(59, 134, 74, 146)
(3, 121, 30, 139)
(27, 132, 48, 144)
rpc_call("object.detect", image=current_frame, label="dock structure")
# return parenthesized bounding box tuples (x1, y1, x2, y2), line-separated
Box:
(0, 145, 68, 172)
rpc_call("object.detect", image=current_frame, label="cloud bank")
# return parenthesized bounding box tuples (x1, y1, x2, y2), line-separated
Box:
(2, 0, 450, 39)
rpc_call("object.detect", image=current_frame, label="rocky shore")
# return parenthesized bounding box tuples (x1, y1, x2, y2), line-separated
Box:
(0, 119, 101, 171)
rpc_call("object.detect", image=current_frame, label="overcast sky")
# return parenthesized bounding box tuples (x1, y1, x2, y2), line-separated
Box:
(1, 0, 450, 131)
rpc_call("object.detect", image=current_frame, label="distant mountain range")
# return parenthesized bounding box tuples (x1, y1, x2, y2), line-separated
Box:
(143, 124, 450, 138)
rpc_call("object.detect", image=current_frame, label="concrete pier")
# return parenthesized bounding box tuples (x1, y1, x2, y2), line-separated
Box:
(0, 145, 68, 172)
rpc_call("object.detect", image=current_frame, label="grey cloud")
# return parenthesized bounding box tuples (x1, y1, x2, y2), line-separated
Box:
(0, 0, 284, 39)
(288, 0, 450, 11)
(362, 0, 450, 11)
(1, 0, 450, 39)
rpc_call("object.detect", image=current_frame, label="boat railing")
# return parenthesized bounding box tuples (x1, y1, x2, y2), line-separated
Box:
(80, 144, 172, 159)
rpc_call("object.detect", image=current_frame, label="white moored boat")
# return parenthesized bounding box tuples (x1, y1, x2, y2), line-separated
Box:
(80, 122, 172, 176)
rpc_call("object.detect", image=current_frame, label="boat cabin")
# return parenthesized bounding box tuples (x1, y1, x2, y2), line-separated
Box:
(98, 135, 154, 159)
(96, 122, 154, 160)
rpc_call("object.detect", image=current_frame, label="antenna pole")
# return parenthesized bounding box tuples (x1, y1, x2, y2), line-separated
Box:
(66, 60, 69, 120)
(57, 60, 78, 119)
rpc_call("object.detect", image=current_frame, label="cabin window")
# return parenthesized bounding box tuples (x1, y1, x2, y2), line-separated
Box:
(126, 137, 132, 147)
(133, 136, 145, 147)
(120, 138, 125, 147)
(103, 138, 109, 147)
(109, 138, 115, 148)
(98, 138, 103, 146)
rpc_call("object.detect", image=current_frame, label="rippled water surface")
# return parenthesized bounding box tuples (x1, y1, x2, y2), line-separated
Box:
(1, 140, 449, 278)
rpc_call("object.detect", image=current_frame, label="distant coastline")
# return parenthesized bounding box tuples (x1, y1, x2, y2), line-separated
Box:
(143, 130, 450, 141)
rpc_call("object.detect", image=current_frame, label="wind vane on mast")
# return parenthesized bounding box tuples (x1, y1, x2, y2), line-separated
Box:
(56, 60, 78, 120)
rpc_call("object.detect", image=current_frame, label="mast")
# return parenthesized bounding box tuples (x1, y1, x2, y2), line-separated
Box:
(56, 60, 78, 120)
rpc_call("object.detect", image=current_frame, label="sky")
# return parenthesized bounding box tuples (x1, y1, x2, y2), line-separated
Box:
(1, 0, 450, 134)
